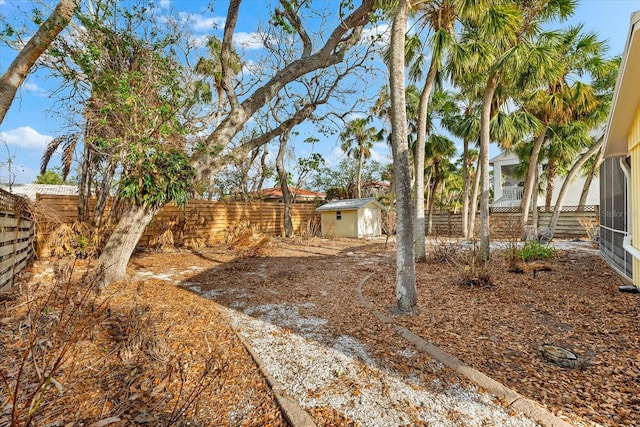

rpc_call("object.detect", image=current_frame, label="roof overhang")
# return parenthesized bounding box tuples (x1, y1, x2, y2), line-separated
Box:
(603, 10, 640, 158)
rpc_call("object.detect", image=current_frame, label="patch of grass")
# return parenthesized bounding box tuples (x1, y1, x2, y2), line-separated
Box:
(517, 240, 556, 262)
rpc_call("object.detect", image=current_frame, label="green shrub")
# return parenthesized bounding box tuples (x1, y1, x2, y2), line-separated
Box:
(517, 240, 556, 262)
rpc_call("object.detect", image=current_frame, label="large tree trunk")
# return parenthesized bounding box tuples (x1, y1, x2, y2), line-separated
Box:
(479, 75, 498, 261)
(414, 62, 438, 262)
(578, 147, 602, 209)
(520, 126, 548, 228)
(548, 139, 603, 236)
(389, 0, 416, 314)
(94, 203, 158, 288)
(276, 135, 293, 237)
(0, 0, 77, 124)
(93, 0, 376, 288)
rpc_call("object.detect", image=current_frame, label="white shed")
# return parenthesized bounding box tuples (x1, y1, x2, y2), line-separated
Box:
(315, 198, 385, 238)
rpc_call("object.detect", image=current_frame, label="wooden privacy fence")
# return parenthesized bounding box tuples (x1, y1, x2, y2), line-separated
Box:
(430, 206, 599, 239)
(35, 195, 320, 256)
(0, 188, 35, 290)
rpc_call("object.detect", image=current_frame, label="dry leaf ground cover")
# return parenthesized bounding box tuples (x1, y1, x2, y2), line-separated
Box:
(2, 236, 639, 426)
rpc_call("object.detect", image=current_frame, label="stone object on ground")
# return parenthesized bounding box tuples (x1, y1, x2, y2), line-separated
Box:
(538, 344, 579, 369)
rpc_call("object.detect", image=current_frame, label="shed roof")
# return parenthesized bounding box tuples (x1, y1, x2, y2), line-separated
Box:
(603, 10, 640, 158)
(315, 197, 386, 212)
(0, 184, 78, 201)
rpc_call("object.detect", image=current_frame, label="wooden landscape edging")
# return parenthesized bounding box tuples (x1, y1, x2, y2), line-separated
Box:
(34, 195, 320, 256)
(0, 188, 35, 290)
(355, 273, 573, 427)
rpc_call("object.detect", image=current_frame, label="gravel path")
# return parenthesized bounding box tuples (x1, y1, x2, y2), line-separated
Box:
(181, 275, 540, 426)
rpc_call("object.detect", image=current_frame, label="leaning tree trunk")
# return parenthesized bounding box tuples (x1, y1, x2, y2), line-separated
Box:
(531, 168, 539, 238)
(548, 139, 603, 237)
(427, 179, 438, 236)
(468, 156, 481, 240)
(545, 159, 557, 211)
(478, 75, 498, 261)
(276, 134, 293, 237)
(521, 126, 548, 228)
(389, 0, 416, 313)
(414, 62, 438, 262)
(0, 0, 78, 124)
(94, 203, 159, 288)
(578, 147, 602, 209)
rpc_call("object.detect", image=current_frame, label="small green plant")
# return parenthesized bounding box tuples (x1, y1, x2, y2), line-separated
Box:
(517, 240, 556, 262)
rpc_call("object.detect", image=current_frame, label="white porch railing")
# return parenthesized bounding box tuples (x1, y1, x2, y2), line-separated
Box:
(502, 186, 523, 201)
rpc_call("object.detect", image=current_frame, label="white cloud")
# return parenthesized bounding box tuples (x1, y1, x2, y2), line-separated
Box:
(189, 34, 210, 49)
(0, 126, 52, 150)
(159, 0, 170, 8)
(1, 163, 39, 185)
(360, 24, 390, 47)
(234, 32, 265, 50)
(21, 82, 48, 97)
(177, 12, 226, 32)
(242, 60, 262, 76)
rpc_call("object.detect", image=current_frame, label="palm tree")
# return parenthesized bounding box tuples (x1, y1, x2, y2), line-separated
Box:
(193, 36, 243, 127)
(424, 134, 457, 234)
(519, 25, 606, 229)
(404, 0, 458, 261)
(340, 117, 383, 199)
(449, 0, 576, 260)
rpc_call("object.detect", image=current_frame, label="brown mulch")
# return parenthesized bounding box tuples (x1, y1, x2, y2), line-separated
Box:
(0, 259, 286, 426)
(2, 237, 639, 426)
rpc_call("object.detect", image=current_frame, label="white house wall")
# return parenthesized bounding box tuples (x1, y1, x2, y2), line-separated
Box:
(491, 152, 600, 207)
(541, 174, 600, 207)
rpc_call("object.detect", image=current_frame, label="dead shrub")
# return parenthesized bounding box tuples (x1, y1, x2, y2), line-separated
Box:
(0, 262, 224, 426)
(450, 241, 494, 288)
(492, 215, 525, 269)
(381, 208, 396, 248)
(578, 216, 600, 242)
(0, 260, 108, 426)
(183, 237, 206, 251)
(428, 237, 458, 263)
(46, 221, 100, 258)
(302, 216, 322, 239)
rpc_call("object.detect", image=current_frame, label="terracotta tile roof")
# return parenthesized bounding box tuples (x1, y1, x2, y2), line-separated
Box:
(260, 187, 326, 199)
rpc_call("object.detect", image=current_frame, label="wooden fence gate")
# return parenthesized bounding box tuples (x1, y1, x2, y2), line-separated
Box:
(0, 188, 35, 290)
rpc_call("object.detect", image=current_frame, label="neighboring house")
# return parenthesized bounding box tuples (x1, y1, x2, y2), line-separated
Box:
(0, 184, 78, 201)
(490, 151, 599, 208)
(315, 198, 385, 238)
(600, 10, 640, 288)
(259, 187, 326, 203)
(360, 181, 390, 199)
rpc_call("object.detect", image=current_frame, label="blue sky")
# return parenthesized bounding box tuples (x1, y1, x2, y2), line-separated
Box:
(0, 0, 639, 185)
